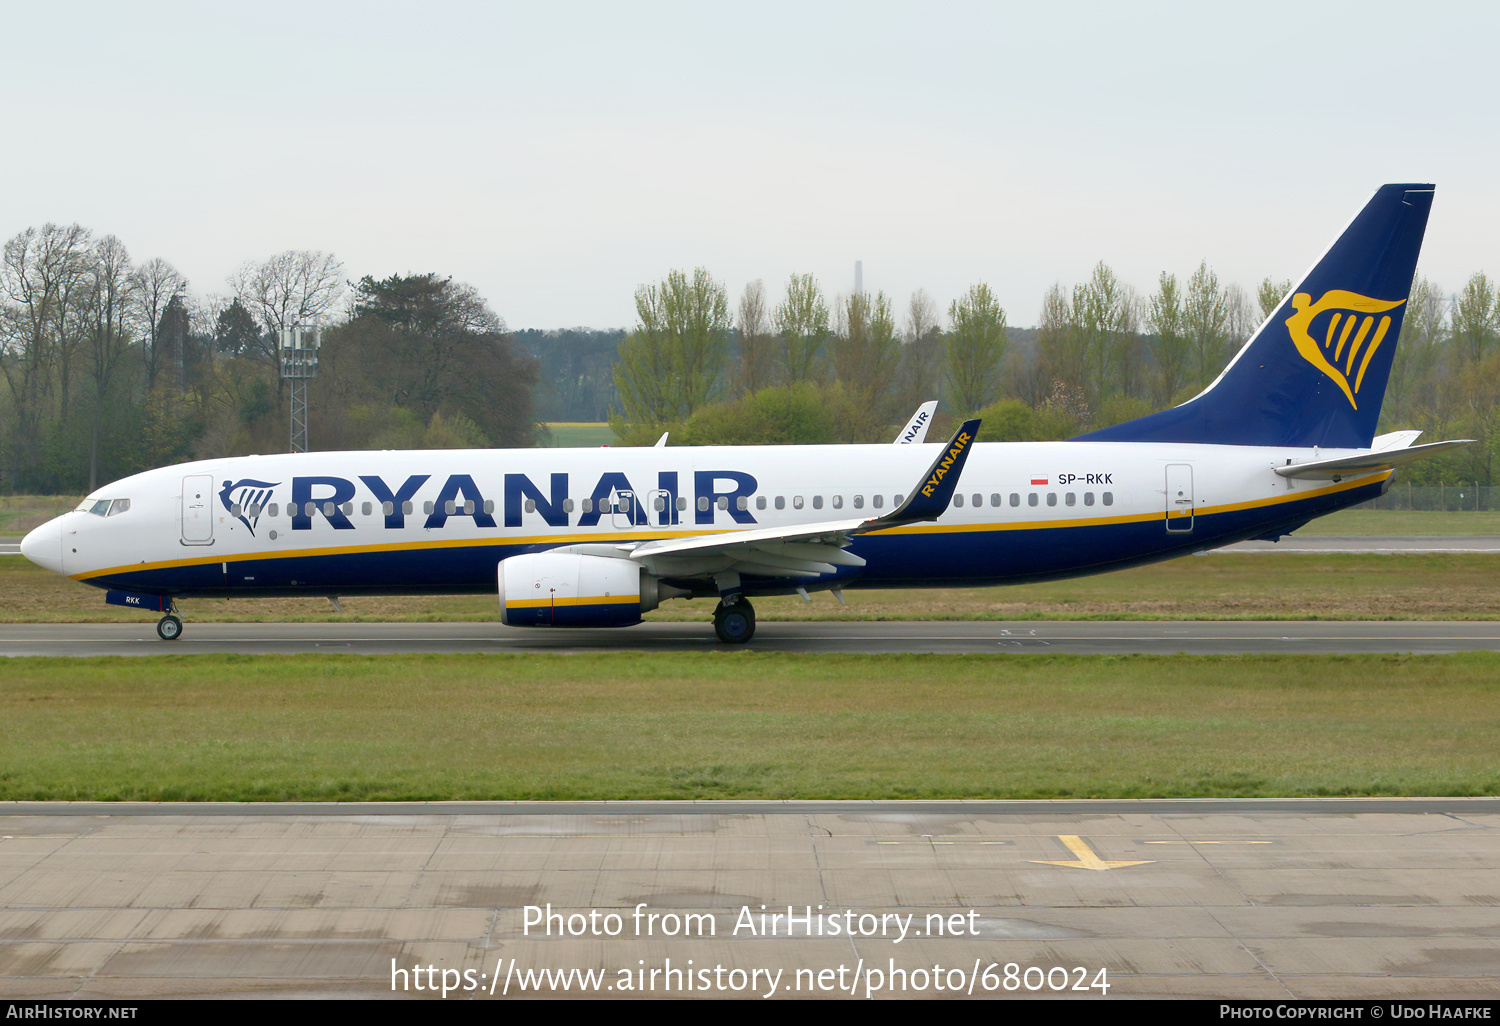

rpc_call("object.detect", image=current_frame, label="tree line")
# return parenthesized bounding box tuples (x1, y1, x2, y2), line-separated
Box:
(3, 217, 1496, 495)
(0, 223, 537, 494)
(609, 264, 1500, 486)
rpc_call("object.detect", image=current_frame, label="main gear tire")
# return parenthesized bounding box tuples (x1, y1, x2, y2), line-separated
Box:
(712, 600, 756, 644)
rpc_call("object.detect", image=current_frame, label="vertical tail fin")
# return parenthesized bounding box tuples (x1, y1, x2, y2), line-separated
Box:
(1077, 184, 1434, 448)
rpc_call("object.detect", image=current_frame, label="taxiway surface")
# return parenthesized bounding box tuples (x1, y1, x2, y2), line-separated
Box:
(3, 620, 1499, 656)
(2, 800, 1497, 1000)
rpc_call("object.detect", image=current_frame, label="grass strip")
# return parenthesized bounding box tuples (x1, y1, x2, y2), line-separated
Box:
(2, 652, 1496, 801)
(5, 553, 1499, 622)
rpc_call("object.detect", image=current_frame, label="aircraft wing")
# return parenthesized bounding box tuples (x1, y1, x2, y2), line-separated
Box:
(626, 419, 980, 579)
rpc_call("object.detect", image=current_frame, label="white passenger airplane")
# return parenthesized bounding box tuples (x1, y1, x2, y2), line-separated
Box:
(21, 184, 1465, 644)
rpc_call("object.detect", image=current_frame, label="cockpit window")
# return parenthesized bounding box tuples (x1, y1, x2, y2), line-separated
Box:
(83, 498, 131, 517)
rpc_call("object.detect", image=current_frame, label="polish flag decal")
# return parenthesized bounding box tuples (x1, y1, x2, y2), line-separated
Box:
(1030, 477, 1048, 485)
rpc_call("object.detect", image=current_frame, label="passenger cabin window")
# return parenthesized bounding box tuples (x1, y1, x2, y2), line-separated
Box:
(1009, 493, 1019, 507)
(775, 496, 785, 510)
(1028, 493, 1038, 507)
(1046, 493, 1057, 507)
(793, 495, 804, 510)
(1103, 492, 1114, 506)
(853, 495, 864, 509)
(832, 495, 843, 509)
(953, 494, 964, 507)
(812, 495, 823, 509)
(873, 495, 884, 509)
(1084, 493, 1094, 506)
(756, 496, 767, 510)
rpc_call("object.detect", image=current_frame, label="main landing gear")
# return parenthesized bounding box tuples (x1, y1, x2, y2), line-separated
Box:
(712, 597, 756, 644)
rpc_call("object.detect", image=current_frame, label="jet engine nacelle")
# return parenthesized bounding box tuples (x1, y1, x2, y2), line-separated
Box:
(498, 552, 670, 628)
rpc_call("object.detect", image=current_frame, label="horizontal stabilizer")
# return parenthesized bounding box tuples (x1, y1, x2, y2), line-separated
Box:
(1275, 439, 1471, 480)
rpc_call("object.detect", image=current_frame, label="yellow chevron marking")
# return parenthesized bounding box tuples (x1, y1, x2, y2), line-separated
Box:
(1032, 835, 1153, 871)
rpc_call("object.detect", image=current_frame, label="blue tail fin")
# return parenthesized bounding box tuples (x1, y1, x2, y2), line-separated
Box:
(1076, 184, 1434, 448)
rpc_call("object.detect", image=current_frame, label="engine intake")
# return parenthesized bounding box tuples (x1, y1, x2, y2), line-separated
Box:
(499, 552, 679, 628)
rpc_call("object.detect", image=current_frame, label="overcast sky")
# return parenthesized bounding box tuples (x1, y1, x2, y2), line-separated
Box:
(3, 1, 1495, 331)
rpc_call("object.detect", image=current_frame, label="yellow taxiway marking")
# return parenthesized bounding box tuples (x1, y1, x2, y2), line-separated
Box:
(1142, 840, 1274, 845)
(1032, 835, 1154, 871)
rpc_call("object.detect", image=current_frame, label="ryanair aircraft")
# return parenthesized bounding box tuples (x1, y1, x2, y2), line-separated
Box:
(21, 184, 1464, 644)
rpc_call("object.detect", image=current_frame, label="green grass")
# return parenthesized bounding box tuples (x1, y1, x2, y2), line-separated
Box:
(0, 494, 82, 537)
(0, 652, 1495, 801)
(1299, 509, 1500, 535)
(5, 551, 1497, 622)
(542, 422, 616, 447)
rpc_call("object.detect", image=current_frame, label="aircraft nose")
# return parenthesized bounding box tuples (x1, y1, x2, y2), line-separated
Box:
(20, 516, 65, 576)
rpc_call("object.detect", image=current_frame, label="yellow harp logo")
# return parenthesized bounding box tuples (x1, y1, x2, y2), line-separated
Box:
(1285, 290, 1406, 409)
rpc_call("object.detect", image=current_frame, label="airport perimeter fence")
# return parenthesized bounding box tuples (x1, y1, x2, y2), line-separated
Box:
(1348, 484, 1496, 511)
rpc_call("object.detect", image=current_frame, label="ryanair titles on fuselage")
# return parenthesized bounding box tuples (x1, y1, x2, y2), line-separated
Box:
(222, 469, 761, 533)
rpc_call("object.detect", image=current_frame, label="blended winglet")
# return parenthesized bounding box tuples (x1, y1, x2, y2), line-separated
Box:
(893, 401, 938, 444)
(874, 418, 981, 527)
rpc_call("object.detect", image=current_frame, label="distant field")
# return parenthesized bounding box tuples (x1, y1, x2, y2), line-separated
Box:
(543, 422, 615, 447)
(0, 494, 81, 537)
(0, 651, 1494, 800)
(1297, 509, 1500, 535)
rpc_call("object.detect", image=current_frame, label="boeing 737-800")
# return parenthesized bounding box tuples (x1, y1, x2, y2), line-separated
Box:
(20, 184, 1464, 643)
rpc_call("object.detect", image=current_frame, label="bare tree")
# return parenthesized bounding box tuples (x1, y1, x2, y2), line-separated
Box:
(134, 257, 187, 388)
(228, 250, 345, 371)
(0, 224, 93, 465)
(830, 289, 901, 438)
(735, 279, 775, 396)
(82, 235, 141, 489)
(897, 288, 943, 411)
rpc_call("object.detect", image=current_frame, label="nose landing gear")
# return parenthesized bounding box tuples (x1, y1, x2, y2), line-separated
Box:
(156, 614, 183, 641)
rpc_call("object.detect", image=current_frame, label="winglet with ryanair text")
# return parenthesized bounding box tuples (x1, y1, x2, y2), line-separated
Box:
(865, 418, 982, 529)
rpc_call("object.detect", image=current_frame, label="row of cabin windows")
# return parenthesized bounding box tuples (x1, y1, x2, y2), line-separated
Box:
(231, 491, 1114, 520)
(954, 491, 1115, 508)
